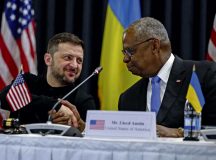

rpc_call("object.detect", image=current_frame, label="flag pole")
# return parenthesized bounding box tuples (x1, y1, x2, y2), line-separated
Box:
(192, 64, 196, 72)
(20, 65, 23, 74)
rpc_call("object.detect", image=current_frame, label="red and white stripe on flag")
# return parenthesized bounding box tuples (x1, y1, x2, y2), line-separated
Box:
(0, 0, 37, 90)
(207, 14, 216, 61)
(6, 72, 32, 111)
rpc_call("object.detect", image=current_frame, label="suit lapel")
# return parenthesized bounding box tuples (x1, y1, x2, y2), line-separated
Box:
(137, 78, 149, 111)
(157, 56, 188, 123)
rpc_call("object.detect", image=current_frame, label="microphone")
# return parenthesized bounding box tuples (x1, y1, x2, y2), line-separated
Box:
(48, 66, 103, 122)
(24, 66, 103, 137)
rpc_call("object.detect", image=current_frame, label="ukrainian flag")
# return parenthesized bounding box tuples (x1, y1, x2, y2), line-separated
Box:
(186, 65, 205, 113)
(98, 0, 141, 110)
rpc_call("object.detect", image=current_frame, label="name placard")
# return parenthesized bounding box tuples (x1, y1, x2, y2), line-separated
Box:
(85, 111, 156, 140)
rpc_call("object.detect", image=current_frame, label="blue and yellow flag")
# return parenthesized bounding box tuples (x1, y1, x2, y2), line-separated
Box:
(98, 0, 141, 110)
(186, 65, 205, 113)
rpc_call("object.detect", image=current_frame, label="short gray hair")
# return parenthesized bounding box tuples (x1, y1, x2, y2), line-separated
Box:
(127, 17, 170, 43)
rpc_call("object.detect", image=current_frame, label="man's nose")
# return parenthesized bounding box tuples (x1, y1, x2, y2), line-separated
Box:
(69, 58, 78, 68)
(123, 54, 131, 63)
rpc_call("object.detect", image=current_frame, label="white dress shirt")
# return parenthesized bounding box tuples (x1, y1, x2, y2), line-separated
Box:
(146, 53, 175, 111)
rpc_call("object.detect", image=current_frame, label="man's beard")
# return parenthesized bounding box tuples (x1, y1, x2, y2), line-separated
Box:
(51, 66, 76, 86)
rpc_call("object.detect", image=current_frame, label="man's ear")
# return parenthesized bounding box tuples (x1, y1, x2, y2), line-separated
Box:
(44, 53, 52, 66)
(151, 39, 160, 54)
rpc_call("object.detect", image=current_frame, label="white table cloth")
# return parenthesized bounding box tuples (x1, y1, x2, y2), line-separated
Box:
(0, 134, 215, 160)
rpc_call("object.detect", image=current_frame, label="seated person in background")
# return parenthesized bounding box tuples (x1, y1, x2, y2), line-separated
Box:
(0, 32, 97, 132)
(118, 17, 216, 137)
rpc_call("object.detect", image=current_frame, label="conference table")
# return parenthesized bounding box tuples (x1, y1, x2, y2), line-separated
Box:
(0, 134, 216, 160)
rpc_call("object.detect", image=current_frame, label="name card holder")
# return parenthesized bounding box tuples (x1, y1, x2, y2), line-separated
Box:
(85, 111, 156, 140)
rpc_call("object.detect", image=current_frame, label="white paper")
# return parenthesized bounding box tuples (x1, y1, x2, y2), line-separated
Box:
(85, 111, 156, 140)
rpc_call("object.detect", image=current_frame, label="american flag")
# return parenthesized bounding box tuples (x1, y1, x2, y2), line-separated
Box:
(207, 14, 216, 61)
(90, 120, 105, 130)
(0, 0, 37, 90)
(6, 72, 32, 111)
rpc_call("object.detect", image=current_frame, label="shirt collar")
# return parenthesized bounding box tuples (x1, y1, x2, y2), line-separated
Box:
(150, 53, 175, 83)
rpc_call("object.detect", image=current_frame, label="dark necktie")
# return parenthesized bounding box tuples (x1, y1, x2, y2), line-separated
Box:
(151, 76, 161, 114)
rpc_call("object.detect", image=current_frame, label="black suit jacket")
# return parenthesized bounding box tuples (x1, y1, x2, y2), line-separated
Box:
(118, 56, 216, 128)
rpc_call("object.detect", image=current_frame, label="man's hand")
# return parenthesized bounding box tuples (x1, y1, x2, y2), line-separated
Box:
(48, 99, 85, 132)
(60, 100, 85, 132)
(157, 125, 183, 137)
(49, 109, 70, 125)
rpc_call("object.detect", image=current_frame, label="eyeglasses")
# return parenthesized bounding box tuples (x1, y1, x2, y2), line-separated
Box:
(122, 38, 155, 57)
